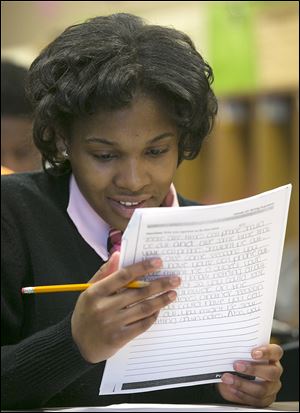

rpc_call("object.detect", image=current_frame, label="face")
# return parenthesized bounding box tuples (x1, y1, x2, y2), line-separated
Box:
(1, 116, 41, 173)
(68, 95, 179, 231)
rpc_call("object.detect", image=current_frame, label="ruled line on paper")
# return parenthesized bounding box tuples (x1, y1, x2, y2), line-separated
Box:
(129, 323, 259, 340)
(128, 347, 254, 360)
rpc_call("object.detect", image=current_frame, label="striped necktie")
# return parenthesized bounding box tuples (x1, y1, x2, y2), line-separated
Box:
(107, 228, 122, 257)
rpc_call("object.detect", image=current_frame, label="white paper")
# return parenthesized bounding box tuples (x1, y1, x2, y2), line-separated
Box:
(43, 402, 295, 412)
(100, 185, 292, 395)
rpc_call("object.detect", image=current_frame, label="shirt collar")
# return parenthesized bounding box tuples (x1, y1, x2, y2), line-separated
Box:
(67, 174, 179, 260)
(162, 183, 179, 207)
(67, 175, 110, 261)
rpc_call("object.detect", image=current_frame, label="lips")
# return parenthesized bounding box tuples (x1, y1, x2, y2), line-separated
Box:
(108, 197, 151, 219)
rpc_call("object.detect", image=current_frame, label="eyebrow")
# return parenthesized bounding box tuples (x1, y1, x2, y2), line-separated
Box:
(85, 133, 176, 146)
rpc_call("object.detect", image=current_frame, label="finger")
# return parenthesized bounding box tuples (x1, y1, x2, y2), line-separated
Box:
(88, 252, 120, 283)
(222, 372, 280, 396)
(90, 258, 163, 296)
(218, 380, 277, 408)
(113, 275, 181, 310)
(233, 360, 283, 382)
(118, 290, 178, 325)
(251, 344, 284, 362)
(116, 311, 161, 346)
(220, 374, 281, 407)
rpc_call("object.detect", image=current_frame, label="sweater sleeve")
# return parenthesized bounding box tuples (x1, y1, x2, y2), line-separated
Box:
(1, 314, 95, 409)
(1, 207, 94, 410)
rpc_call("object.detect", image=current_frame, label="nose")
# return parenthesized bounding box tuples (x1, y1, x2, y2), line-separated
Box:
(114, 158, 151, 193)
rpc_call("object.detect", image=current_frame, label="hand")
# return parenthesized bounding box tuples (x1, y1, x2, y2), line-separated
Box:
(217, 344, 283, 407)
(71, 253, 181, 363)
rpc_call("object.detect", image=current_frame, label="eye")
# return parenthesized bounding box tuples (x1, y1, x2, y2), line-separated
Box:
(146, 147, 169, 157)
(93, 153, 118, 162)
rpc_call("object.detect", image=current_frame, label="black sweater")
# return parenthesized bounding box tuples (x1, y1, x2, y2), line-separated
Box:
(1, 171, 224, 409)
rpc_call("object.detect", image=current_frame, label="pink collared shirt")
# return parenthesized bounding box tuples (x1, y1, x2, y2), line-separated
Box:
(67, 174, 179, 261)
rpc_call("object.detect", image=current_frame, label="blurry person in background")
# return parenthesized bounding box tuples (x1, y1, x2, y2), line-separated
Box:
(1, 60, 41, 172)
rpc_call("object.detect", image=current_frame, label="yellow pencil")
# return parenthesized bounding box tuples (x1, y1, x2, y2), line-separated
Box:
(21, 280, 150, 294)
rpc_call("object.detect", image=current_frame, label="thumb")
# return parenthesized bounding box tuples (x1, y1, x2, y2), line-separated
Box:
(88, 251, 120, 283)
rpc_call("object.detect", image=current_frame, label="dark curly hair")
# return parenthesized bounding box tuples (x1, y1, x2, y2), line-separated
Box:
(26, 13, 218, 174)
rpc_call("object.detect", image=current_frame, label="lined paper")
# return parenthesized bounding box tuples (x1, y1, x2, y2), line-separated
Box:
(100, 185, 291, 395)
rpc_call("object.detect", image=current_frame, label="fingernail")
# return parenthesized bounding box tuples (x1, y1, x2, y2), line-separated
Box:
(221, 374, 234, 385)
(150, 258, 163, 268)
(234, 362, 247, 372)
(253, 350, 263, 359)
(168, 291, 177, 301)
(169, 276, 181, 286)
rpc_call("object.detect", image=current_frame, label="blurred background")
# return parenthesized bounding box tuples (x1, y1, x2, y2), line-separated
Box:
(1, 0, 299, 398)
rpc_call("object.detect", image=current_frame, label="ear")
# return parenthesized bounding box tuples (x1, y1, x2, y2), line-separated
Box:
(88, 252, 120, 283)
(56, 134, 70, 159)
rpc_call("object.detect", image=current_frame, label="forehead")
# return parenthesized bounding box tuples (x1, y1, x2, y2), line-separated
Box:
(71, 95, 177, 143)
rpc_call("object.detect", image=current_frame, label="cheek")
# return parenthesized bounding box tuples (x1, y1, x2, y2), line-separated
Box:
(162, 166, 177, 182)
(152, 162, 178, 192)
(71, 152, 107, 183)
(81, 174, 109, 196)
(71, 162, 110, 200)
(161, 152, 179, 180)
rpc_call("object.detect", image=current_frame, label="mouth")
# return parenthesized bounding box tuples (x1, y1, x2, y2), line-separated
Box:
(118, 200, 143, 207)
(108, 197, 151, 219)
